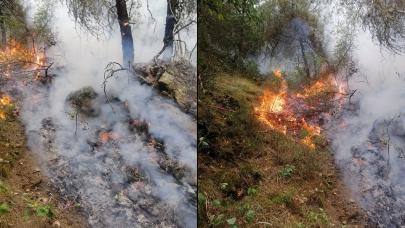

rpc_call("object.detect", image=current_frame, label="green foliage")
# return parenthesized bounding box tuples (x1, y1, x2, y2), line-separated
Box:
(212, 199, 221, 207)
(198, 192, 206, 206)
(0, 0, 27, 38)
(33, 0, 56, 45)
(198, 74, 264, 160)
(341, 0, 405, 53)
(306, 208, 330, 226)
(247, 187, 258, 197)
(218, 165, 261, 199)
(0, 202, 10, 214)
(0, 181, 8, 194)
(27, 200, 54, 218)
(270, 190, 294, 205)
(245, 209, 255, 224)
(34, 205, 53, 218)
(198, 0, 264, 76)
(279, 164, 296, 178)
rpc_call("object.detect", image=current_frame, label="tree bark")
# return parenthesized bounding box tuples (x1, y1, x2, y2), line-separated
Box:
(116, 0, 134, 67)
(163, 0, 177, 56)
(0, 8, 6, 50)
(299, 38, 311, 78)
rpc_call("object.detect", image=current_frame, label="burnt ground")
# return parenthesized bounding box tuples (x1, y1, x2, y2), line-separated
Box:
(0, 114, 86, 227)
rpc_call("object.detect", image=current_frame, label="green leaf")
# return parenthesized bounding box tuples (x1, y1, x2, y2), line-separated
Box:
(212, 199, 221, 207)
(198, 192, 206, 205)
(0, 202, 9, 214)
(245, 209, 255, 224)
(35, 206, 53, 218)
(247, 187, 258, 196)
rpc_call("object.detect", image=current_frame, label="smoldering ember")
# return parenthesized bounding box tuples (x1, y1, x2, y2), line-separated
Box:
(0, 0, 196, 227)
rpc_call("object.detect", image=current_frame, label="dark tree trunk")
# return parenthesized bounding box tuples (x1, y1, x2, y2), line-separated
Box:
(116, 0, 134, 67)
(299, 38, 311, 78)
(0, 8, 6, 50)
(163, 0, 177, 54)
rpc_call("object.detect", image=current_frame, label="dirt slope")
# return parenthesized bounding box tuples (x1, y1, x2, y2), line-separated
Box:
(0, 114, 86, 227)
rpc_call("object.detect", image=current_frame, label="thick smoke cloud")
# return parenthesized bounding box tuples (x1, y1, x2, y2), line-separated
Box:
(19, 0, 196, 227)
(330, 26, 405, 226)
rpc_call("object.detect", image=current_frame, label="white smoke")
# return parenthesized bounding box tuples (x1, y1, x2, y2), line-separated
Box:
(19, 0, 196, 227)
(328, 13, 405, 227)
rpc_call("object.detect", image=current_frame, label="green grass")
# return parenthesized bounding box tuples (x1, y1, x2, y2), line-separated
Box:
(26, 198, 54, 219)
(0, 202, 10, 215)
(198, 72, 358, 227)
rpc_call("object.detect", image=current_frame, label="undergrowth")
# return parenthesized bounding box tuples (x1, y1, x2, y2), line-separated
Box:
(198, 72, 361, 227)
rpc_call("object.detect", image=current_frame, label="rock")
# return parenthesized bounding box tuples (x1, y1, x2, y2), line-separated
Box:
(158, 60, 197, 116)
(66, 86, 100, 117)
(133, 59, 197, 117)
(52, 220, 61, 227)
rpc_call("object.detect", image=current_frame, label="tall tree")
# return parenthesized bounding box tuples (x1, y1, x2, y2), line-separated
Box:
(156, 0, 196, 60)
(341, 0, 405, 53)
(116, 0, 134, 66)
(0, 0, 28, 49)
(162, 0, 178, 57)
(0, 8, 6, 49)
(64, 0, 137, 65)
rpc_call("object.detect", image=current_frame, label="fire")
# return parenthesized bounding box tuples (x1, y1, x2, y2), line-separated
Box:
(99, 131, 119, 143)
(255, 70, 346, 149)
(301, 136, 315, 149)
(0, 40, 34, 63)
(0, 39, 46, 79)
(0, 95, 13, 120)
(296, 75, 340, 98)
(0, 95, 12, 106)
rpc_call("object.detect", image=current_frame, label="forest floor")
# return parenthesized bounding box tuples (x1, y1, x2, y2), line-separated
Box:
(0, 111, 86, 227)
(198, 73, 368, 227)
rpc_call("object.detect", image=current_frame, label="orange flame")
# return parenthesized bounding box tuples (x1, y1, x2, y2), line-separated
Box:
(99, 131, 119, 143)
(0, 39, 46, 79)
(255, 70, 346, 149)
(0, 95, 12, 106)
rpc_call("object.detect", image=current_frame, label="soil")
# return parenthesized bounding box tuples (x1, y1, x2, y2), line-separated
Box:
(0, 116, 86, 228)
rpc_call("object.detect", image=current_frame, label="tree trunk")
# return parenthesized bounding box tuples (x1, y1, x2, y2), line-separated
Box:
(163, 0, 177, 56)
(116, 0, 134, 67)
(299, 38, 311, 78)
(0, 8, 6, 50)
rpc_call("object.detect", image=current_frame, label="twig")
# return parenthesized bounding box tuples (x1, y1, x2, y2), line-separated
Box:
(146, 0, 157, 31)
(349, 89, 357, 103)
(75, 109, 78, 136)
(102, 62, 128, 112)
(385, 117, 396, 173)
(174, 20, 196, 35)
(189, 42, 197, 60)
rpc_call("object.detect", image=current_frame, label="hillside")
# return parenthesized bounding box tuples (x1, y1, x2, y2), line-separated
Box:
(197, 73, 368, 227)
